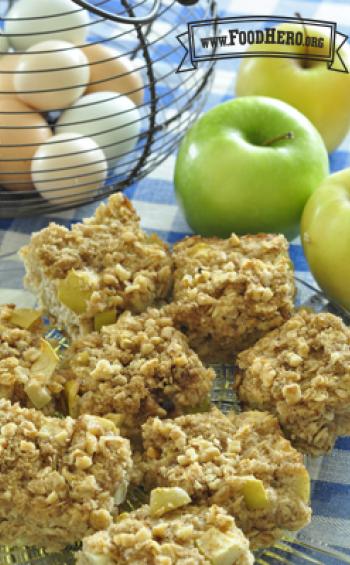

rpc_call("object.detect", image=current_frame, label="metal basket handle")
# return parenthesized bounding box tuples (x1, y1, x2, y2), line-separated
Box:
(70, 0, 161, 23)
(176, 0, 200, 4)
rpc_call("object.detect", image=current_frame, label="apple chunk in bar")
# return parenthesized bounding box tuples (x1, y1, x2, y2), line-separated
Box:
(0, 400, 132, 551)
(236, 310, 350, 455)
(138, 408, 311, 548)
(77, 489, 253, 565)
(59, 308, 215, 440)
(0, 304, 63, 412)
(168, 233, 295, 362)
(20, 193, 172, 339)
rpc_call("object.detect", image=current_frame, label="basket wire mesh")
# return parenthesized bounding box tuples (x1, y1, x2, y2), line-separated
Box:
(0, 0, 217, 217)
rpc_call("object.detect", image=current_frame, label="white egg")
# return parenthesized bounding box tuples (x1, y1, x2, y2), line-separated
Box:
(56, 91, 141, 166)
(0, 32, 9, 56)
(31, 133, 107, 204)
(15, 40, 89, 111)
(5, 0, 90, 52)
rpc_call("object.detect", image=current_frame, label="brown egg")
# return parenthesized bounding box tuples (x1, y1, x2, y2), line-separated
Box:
(83, 44, 144, 106)
(0, 98, 52, 191)
(0, 54, 21, 100)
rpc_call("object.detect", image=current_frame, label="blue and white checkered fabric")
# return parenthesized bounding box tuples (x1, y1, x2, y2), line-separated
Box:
(0, 0, 350, 555)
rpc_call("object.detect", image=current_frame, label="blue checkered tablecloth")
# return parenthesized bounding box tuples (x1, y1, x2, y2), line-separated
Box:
(0, 0, 350, 556)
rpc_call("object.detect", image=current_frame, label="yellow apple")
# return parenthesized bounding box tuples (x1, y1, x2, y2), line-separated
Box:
(94, 309, 117, 331)
(236, 24, 350, 152)
(9, 308, 42, 329)
(197, 528, 247, 565)
(241, 477, 269, 510)
(301, 168, 350, 311)
(57, 269, 97, 314)
(65, 380, 80, 418)
(31, 338, 59, 378)
(149, 487, 191, 517)
(292, 468, 311, 503)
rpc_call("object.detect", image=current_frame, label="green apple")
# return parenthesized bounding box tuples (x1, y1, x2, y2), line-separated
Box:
(301, 168, 350, 311)
(236, 24, 350, 153)
(174, 96, 329, 239)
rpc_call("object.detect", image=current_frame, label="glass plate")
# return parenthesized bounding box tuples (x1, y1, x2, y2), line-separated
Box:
(0, 267, 349, 564)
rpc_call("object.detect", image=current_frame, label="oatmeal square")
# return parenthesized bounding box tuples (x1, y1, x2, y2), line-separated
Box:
(137, 409, 311, 548)
(169, 233, 295, 362)
(77, 502, 253, 565)
(0, 400, 132, 551)
(236, 310, 350, 454)
(0, 304, 63, 412)
(20, 194, 172, 338)
(58, 308, 215, 440)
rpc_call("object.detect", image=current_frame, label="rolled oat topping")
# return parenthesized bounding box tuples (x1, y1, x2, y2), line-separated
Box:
(58, 308, 214, 439)
(137, 409, 311, 548)
(76, 503, 254, 565)
(20, 194, 173, 338)
(236, 310, 350, 455)
(0, 400, 132, 551)
(0, 304, 63, 412)
(168, 233, 295, 362)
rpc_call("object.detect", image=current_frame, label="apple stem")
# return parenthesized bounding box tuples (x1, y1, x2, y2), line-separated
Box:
(261, 132, 294, 146)
(295, 12, 310, 68)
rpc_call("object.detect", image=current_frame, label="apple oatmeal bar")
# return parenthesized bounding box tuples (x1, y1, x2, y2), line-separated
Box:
(0, 400, 132, 551)
(235, 310, 350, 455)
(0, 304, 63, 413)
(77, 497, 253, 565)
(20, 193, 172, 339)
(137, 408, 311, 548)
(168, 233, 295, 362)
(58, 308, 214, 440)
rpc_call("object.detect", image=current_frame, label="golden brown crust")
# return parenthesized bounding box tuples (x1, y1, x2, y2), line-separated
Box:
(20, 194, 173, 338)
(137, 409, 311, 548)
(168, 233, 295, 362)
(58, 308, 214, 439)
(77, 504, 253, 565)
(0, 400, 132, 551)
(0, 304, 63, 412)
(235, 310, 350, 455)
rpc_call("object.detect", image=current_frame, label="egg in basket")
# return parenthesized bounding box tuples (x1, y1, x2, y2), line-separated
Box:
(0, 0, 216, 217)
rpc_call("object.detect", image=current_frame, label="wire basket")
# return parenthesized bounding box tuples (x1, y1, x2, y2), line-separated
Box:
(0, 0, 216, 218)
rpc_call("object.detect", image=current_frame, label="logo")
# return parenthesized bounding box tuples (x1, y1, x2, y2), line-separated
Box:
(176, 15, 349, 73)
